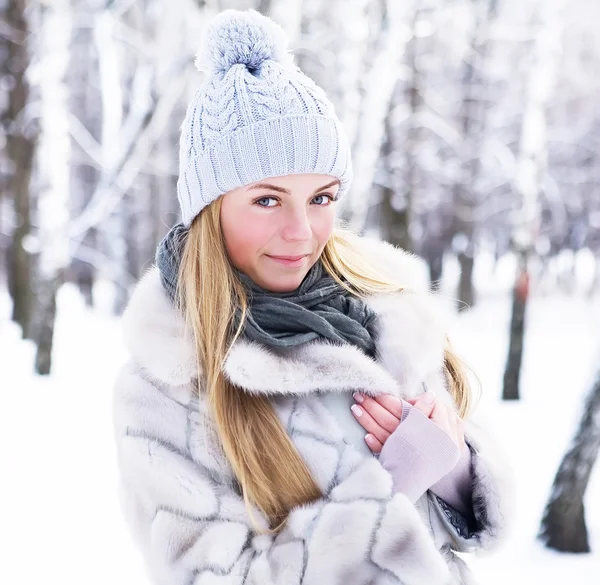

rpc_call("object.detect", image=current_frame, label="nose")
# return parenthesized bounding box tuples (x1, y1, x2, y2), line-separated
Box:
(281, 206, 312, 242)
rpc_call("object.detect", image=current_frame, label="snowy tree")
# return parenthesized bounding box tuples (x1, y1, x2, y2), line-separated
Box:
(67, 17, 100, 308)
(503, 2, 564, 400)
(451, 0, 499, 311)
(538, 364, 600, 552)
(30, 0, 72, 374)
(376, 3, 429, 254)
(65, 0, 200, 313)
(1, 0, 36, 338)
(338, 0, 412, 231)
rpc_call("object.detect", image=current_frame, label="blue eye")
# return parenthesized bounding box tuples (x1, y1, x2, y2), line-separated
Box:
(254, 193, 337, 207)
(255, 197, 278, 207)
(312, 194, 336, 205)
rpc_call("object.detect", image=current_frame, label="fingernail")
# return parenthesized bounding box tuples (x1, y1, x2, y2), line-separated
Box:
(353, 392, 364, 403)
(421, 391, 436, 405)
(351, 404, 363, 417)
(365, 434, 375, 444)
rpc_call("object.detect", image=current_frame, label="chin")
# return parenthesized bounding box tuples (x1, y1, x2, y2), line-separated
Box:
(260, 270, 307, 293)
(252, 255, 315, 292)
(265, 276, 304, 293)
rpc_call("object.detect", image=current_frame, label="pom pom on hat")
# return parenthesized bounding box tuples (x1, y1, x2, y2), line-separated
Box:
(195, 9, 294, 75)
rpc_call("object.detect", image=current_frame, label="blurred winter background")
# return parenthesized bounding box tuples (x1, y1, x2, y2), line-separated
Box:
(1, 0, 599, 583)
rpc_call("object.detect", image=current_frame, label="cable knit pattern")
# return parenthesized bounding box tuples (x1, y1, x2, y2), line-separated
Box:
(198, 73, 239, 147)
(176, 9, 353, 226)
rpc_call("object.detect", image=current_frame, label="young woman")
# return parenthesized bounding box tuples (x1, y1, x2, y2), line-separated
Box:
(112, 9, 512, 585)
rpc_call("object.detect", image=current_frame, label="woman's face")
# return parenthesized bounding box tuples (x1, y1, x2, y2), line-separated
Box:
(220, 173, 340, 292)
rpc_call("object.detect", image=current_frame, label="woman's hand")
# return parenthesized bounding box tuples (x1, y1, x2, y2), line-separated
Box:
(350, 391, 466, 454)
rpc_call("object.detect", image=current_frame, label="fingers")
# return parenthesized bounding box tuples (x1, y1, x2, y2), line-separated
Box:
(410, 390, 437, 418)
(429, 401, 463, 449)
(354, 392, 402, 424)
(351, 400, 393, 446)
(353, 393, 401, 434)
(365, 433, 384, 454)
(372, 393, 404, 419)
(429, 401, 450, 432)
(350, 390, 466, 455)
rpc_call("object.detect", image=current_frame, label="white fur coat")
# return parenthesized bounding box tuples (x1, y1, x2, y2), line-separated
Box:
(112, 237, 514, 585)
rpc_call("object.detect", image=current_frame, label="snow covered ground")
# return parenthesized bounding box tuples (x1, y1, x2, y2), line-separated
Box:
(444, 252, 600, 583)
(1, 250, 600, 584)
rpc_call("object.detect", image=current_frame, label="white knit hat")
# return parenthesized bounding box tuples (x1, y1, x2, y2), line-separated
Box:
(176, 9, 353, 227)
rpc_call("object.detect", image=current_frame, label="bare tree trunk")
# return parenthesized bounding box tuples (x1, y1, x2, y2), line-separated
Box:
(341, 0, 412, 231)
(69, 20, 101, 307)
(428, 253, 444, 290)
(502, 257, 529, 400)
(379, 84, 413, 251)
(149, 116, 181, 254)
(94, 8, 130, 315)
(65, 53, 185, 246)
(34, 269, 64, 375)
(538, 365, 600, 552)
(503, 3, 563, 400)
(2, 0, 36, 338)
(379, 5, 426, 253)
(458, 252, 476, 306)
(257, 0, 272, 15)
(9, 163, 34, 338)
(452, 0, 498, 312)
(296, 0, 367, 148)
(33, 0, 72, 375)
(590, 255, 600, 298)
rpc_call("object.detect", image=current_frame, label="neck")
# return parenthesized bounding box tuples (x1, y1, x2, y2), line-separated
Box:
(233, 259, 377, 356)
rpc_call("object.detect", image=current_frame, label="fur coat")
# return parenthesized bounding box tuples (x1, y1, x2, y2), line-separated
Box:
(112, 237, 514, 585)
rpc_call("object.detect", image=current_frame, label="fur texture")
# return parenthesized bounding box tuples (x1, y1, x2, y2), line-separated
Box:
(113, 237, 514, 585)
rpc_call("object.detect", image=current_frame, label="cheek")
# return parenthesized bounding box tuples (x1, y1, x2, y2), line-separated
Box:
(221, 212, 274, 267)
(311, 208, 336, 247)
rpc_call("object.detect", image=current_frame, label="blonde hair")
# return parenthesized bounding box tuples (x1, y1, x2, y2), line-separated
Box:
(177, 198, 476, 533)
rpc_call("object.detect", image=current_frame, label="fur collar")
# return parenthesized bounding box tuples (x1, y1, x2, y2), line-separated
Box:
(121, 236, 454, 401)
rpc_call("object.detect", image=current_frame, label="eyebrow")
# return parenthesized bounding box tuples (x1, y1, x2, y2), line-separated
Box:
(246, 178, 340, 195)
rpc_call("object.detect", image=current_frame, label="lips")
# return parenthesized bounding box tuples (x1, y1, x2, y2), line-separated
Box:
(267, 255, 308, 261)
(265, 254, 310, 267)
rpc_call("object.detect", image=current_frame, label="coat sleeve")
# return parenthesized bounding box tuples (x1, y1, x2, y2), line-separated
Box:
(427, 420, 516, 554)
(112, 362, 454, 585)
(417, 365, 515, 555)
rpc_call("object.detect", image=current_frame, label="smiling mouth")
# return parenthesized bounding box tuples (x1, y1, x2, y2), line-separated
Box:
(265, 254, 310, 267)
(267, 255, 309, 261)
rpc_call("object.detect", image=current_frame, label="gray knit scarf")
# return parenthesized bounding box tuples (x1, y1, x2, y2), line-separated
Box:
(155, 223, 378, 357)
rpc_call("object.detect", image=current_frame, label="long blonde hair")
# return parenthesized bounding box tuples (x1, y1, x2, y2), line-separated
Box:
(177, 197, 475, 533)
